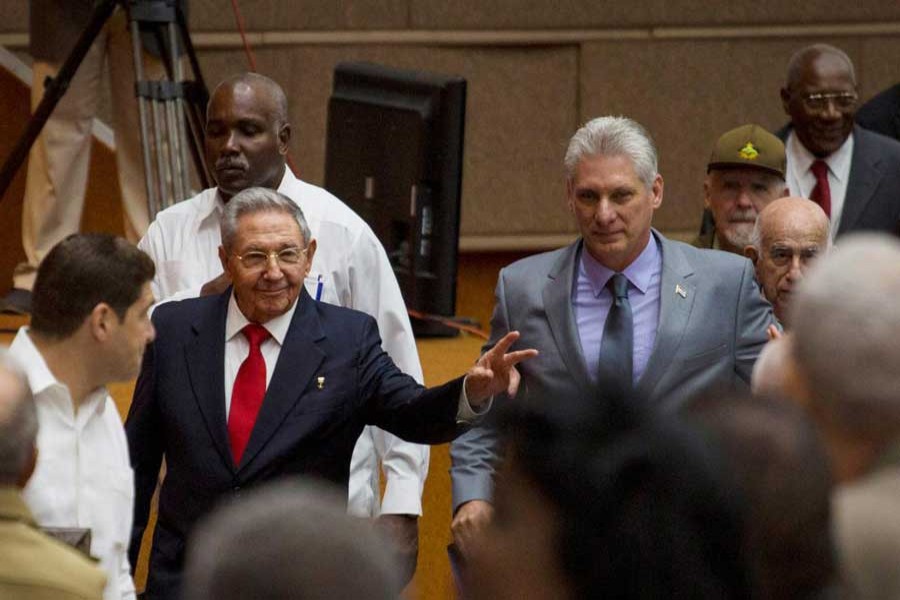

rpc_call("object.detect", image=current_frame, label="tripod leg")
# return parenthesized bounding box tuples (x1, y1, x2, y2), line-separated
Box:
(130, 18, 159, 219)
(169, 21, 192, 198)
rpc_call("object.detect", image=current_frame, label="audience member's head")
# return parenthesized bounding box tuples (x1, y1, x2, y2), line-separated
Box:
(29, 234, 156, 385)
(466, 393, 751, 600)
(788, 233, 900, 481)
(205, 73, 291, 201)
(745, 197, 830, 326)
(781, 44, 858, 158)
(686, 393, 838, 600)
(704, 124, 789, 254)
(564, 116, 663, 272)
(182, 479, 399, 600)
(0, 349, 37, 489)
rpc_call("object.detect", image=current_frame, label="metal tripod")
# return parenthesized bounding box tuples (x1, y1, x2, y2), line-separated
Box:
(0, 0, 211, 219)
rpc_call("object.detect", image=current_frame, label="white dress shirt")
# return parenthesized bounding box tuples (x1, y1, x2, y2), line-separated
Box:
(138, 169, 428, 517)
(10, 328, 136, 600)
(786, 130, 854, 241)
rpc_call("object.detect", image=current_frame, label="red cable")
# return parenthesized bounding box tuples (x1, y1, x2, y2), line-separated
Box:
(229, 0, 257, 72)
(228, 0, 299, 175)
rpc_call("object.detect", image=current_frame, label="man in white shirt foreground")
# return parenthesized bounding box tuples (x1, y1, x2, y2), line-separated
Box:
(138, 72, 428, 580)
(126, 188, 536, 599)
(9, 233, 157, 600)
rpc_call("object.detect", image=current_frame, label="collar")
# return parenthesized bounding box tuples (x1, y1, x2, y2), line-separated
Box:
(579, 234, 660, 298)
(787, 129, 855, 183)
(225, 291, 298, 346)
(11, 328, 109, 417)
(0, 487, 36, 526)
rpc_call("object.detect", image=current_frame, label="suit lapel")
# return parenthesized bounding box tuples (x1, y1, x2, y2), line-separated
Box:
(838, 127, 883, 235)
(185, 292, 233, 471)
(542, 241, 593, 396)
(238, 289, 326, 472)
(636, 233, 696, 398)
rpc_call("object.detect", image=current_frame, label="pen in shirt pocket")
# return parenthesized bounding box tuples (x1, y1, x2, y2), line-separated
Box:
(315, 274, 323, 301)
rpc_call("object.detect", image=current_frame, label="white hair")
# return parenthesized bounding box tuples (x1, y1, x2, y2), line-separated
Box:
(790, 234, 900, 436)
(564, 116, 658, 188)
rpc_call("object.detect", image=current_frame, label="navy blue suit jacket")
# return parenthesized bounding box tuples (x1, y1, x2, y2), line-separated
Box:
(126, 288, 464, 598)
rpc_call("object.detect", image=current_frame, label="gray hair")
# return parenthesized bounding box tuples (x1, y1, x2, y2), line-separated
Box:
(220, 187, 311, 250)
(183, 479, 400, 600)
(0, 349, 37, 485)
(564, 116, 658, 189)
(785, 44, 857, 90)
(790, 234, 900, 437)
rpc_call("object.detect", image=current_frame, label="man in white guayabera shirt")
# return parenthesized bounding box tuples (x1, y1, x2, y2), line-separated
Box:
(137, 72, 428, 582)
(9, 233, 157, 600)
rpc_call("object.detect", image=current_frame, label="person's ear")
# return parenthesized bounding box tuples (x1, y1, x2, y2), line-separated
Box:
(88, 303, 116, 341)
(304, 239, 317, 277)
(745, 246, 759, 264)
(278, 123, 291, 155)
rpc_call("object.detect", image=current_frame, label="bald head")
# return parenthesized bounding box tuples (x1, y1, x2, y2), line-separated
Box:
(0, 350, 37, 487)
(209, 73, 288, 124)
(785, 44, 856, 90)
(205, 73, 291, 200)
(746, 198, 830, 327)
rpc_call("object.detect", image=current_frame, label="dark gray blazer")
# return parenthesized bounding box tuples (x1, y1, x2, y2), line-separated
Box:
(449, 232, 775, 510)
(778, 124, 900, 237)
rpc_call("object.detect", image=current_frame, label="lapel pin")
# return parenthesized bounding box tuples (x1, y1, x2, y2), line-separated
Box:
(316, 376, 325, 390)
(675, 284, 687, 298)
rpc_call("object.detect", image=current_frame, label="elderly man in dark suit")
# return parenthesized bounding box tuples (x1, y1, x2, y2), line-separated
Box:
(778, 44, 900, 239)
(126, 187, 535, 599)
(449, 116, 776, 557)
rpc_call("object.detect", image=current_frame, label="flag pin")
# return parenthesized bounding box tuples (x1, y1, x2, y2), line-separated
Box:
(675, 284, 687, 298)
(317, 376, 325, 389)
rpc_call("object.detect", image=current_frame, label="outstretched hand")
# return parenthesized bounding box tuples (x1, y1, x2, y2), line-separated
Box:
(464, 331, 538, 408)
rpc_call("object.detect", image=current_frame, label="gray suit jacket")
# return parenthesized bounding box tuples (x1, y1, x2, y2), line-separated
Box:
(778, 124, 900, 237)
(450, 232, 775, 509)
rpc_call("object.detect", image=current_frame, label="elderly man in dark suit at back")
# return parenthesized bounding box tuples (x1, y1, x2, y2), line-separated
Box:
(778, 44, 900, 239)
(449, 115, 776, 557)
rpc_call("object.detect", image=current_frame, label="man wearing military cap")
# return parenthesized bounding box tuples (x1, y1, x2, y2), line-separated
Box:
(694, 124, 789, 254)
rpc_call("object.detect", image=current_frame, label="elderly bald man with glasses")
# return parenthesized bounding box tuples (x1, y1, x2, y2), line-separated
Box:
(777, 43, 900, 239)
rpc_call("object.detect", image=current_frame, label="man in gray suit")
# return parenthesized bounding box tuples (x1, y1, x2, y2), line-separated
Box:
(449, 116, 775, 555)
(778, 44, 900, 239)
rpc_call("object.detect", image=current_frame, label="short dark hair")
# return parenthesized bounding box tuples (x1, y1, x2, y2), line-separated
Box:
(685, 393, 838, 600)
(30, 234, 155, 339)
(492, 392, 751, 600)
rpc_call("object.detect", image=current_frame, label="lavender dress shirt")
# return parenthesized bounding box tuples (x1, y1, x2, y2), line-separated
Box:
(573, 236, 662, 385)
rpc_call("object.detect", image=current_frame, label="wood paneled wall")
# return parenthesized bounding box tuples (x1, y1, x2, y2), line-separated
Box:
(1, 2, 898, 249)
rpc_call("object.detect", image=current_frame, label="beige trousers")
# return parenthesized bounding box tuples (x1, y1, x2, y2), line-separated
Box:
(15, 8, 163, 290)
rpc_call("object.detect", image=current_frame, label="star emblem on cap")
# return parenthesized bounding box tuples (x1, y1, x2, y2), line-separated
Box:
(738, 142, 759, 160)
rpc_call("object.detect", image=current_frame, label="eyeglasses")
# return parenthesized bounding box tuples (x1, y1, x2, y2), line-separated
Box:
(799, 91, 858, 113)
(232, 247, 309, 270)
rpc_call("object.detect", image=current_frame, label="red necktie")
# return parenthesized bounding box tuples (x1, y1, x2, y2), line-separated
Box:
(810, 160, 832, 218)
(228, 324, 270, 464)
